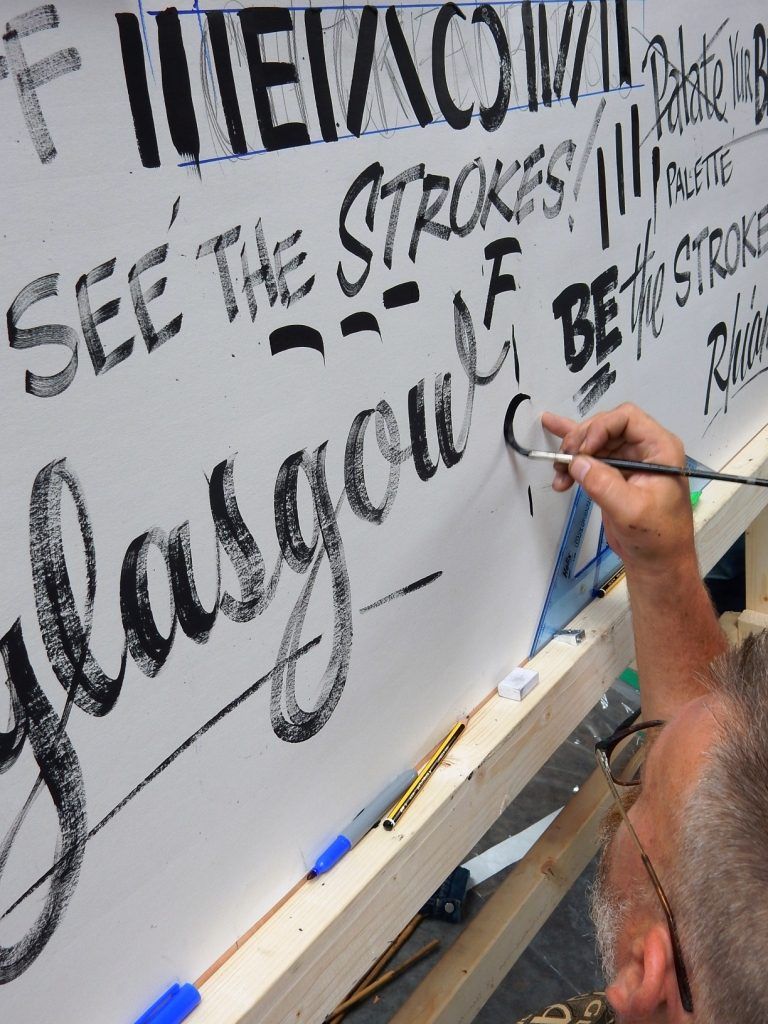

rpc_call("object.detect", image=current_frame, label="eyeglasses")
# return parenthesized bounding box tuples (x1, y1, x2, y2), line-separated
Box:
(594, 710, 693, 1014)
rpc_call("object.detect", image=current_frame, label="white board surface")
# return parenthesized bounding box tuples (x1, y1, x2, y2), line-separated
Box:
(1, 1, 767, 1019)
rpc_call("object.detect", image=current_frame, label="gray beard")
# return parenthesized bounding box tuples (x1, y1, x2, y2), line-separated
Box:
(589, 791, 642, 985)
(589, 853, 630, 983)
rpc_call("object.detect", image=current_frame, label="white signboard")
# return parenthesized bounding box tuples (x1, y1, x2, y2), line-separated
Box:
(1, 1, 767, 1019)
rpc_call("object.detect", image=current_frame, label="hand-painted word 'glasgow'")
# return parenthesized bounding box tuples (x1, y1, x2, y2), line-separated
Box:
(0, 286, 509, 983)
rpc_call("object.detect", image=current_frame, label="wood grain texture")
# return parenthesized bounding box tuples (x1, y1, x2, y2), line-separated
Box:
(720, 610, 740, 645)
(389, 764, 615, 1024)
(737, 609, 768, 641)
(745, 505, 768, 613)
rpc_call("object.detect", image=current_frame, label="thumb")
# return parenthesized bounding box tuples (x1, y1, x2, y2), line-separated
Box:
(569, 455, 645, 525)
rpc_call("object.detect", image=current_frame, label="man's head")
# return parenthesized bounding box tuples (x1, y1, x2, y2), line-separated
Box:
(590, 631, 768, 1021)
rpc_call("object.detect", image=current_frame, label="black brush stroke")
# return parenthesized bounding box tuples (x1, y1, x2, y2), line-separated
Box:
(0, 635, 322, 924)
(269, 325, 325, 360)
(652, 145, 660, 231)
(115, 13, 160, 168)
(553, 1, 575, 98)
(168, 196, 180, 231)
(600, 0, 610, 92)
(305, 9, 337, 142)
(615, 121, 625, 215)
(383, 281, 420, 308)
(346, 7, 378, 136)
(340, 312, 382, 338)
(596, 147, 610, 249)
(359, 571, 443, 614)
(539, 3, 552, 107)
(207, 11, 247, 155)
(238, 8, 310, 151)
(521, 1, 537, 111)
(615, 0, 632, 86)
(574, 363, 617, 414)
(569, 1, 593, 106)
(512, 326, 520, 385)
(631, 103, 641, 196)
(385, 7, 433, 126)
(156, 8, 200, 169)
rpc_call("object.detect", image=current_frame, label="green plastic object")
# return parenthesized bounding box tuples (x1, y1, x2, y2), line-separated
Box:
(619, 667, 640, 691)
(690, 490, 702, 507)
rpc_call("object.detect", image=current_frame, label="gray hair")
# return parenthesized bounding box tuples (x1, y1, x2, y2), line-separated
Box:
(670, 630, 768, 1020)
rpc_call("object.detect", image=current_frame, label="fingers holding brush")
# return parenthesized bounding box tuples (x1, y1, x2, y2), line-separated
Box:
(540, 410, 578, 491)
(541, 404, 694, 572)
(544, 404, 684, 465)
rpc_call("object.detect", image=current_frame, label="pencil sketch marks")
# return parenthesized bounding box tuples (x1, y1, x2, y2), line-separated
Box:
(114, 1, 635, 168)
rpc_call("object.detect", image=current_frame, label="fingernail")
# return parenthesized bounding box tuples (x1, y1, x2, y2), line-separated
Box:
(571, 456, 590, 483)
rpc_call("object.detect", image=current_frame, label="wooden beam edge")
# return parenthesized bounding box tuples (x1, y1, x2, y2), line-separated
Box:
(737, 608, 768, 640)
(196, 424, 768, 1024)
(389, 765, 614, 1024)
(692, 422, 768, 573)
(196, 594, 634, 1024)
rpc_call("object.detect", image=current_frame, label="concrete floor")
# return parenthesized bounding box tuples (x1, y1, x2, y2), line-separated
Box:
(335, 678, 640, 1023)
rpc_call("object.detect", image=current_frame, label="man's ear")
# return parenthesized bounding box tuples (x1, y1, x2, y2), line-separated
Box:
(606, 924, 677, 1020)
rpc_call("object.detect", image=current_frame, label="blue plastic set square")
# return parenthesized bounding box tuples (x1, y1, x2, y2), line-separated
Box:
(532, 461, 707, 656)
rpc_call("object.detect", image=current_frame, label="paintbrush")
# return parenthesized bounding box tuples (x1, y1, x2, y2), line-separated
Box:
(503, 395, 768, 489)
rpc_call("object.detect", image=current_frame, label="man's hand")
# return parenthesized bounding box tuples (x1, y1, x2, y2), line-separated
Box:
(541, 404, 695, 577)
(541, 402, 725, 719)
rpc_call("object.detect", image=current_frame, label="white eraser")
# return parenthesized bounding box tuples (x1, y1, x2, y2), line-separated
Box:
(498, 667, 540, 702)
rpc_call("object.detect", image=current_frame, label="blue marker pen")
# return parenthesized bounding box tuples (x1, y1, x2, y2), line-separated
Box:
(307, 769, 417, 878)
(133, 983, 200, 1024)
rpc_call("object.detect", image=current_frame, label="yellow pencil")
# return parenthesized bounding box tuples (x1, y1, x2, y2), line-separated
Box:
(382, 720, 467, 830)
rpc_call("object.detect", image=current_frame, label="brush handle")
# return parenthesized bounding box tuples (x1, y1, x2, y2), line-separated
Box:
(502, 397, 768, 487)
(523, 449, 768, 488)
(599, 457, 768, 488)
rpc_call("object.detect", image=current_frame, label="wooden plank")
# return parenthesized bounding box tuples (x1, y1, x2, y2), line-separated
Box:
(196, 601, 634, 1024)
(737, 608, 768, 641)
(720, 610, 740, 645)
(691, 424, 768, 576)
(196, 424, 768, 1024)
(389, 764, 613, 1024)
(745, 506, 768, 613)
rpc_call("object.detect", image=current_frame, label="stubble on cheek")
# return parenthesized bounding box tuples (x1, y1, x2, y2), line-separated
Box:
(589, 787, 643, 982)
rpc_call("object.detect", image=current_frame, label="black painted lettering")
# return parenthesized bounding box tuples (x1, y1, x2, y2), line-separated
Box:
(8, 274, 79, 397)
(128, 244, 182, 352)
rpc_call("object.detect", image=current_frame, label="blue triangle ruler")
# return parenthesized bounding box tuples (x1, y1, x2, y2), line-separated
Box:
(530, 458, 710, 657)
